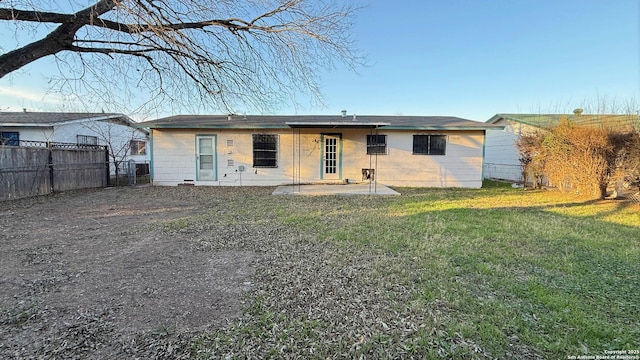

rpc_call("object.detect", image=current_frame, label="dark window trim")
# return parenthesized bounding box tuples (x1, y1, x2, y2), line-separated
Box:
(412, 134, 447, 155)
(252, 134, 278, 168)
(1, 131, 19, 146)
(366, 134, 387, 155)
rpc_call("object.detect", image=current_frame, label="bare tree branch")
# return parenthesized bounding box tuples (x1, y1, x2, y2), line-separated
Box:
(0, 0, 364, 114)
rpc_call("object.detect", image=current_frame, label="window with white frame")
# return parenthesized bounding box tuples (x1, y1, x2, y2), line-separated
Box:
(77, 134, 98, 145)
(413, 134, 446, 155)
(252, 134, 278, 167)
(130, 140, 146, 155)
(366, 134, 387, 155)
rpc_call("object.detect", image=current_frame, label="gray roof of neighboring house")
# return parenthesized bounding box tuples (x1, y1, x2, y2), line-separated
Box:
(487, 113, 640, 131)
(0, 112, 123, 124)
(0, 112, 148, 134)
(138, 114, 501, 130)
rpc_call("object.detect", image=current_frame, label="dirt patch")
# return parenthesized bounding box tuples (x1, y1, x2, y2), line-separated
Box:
(0, 186, 271, 357)
(0, 185, 499, 359)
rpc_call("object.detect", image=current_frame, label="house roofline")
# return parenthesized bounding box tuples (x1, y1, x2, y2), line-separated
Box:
(1, 113, 148, 135)
(286, 121, 391, 128)
(382, 125, 501, 131)
(0, 123, 53, 128)
(486, 113, 639, 130)
(0, 115, 124, 128)
(136, 115, 502, 131)
(139, 123, 501, 131)
(61, 115, 149, 135)
(487, 114, 552, 128)
(134, 123, 287, 129)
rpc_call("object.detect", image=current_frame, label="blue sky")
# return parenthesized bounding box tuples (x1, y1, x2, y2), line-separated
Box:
(1, 0, 638, 121)
(311, 0, 639, 120)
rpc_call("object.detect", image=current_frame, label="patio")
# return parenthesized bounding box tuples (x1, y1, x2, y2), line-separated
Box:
(272, 183, 400, 196)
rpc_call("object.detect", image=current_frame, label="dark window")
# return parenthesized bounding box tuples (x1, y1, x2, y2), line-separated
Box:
(366, 134, 387, 155)
(130, 140, 146, 155)
(413, 135, 447, 155)
(77, 135, 98, 145)
(135, 163, 150, 176)
(253, 134, 278, 167)
(0, 131, 19, 146)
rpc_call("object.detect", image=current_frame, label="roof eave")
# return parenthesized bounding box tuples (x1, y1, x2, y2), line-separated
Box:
(382, 125, 502, 131)
(139, 124, 289, 129)
(0, 123, 53, 127)
(486, 114, 507, 124)
(286, 121, 391, 128)
(141, 124, 502, 131)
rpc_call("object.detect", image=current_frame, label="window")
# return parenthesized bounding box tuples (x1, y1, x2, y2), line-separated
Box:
(366, 134, 387, 155)
(130, 140, 146, 155)
(253, 134, 278, 167)
(1, 131, 19, 146)
(413, 135, 446, 155)
(77, 135, 98, 145)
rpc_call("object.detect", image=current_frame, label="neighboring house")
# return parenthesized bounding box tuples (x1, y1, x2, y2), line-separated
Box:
(484, 113, 640, 182)
(0, 111, 149, 175)
(138, 114, 501, 188)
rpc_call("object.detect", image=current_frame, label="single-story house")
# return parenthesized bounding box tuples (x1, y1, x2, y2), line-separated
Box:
(0, 111, 149, 175)
(138, 113, 501, 188)
(483, 113, 640, 182)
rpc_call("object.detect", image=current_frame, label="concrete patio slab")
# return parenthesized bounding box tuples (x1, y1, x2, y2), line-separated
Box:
(272, 183, 400, 196)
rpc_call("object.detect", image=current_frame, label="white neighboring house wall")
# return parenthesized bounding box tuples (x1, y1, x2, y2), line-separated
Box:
(483, 118, 541, 183)
(0, 113, 149, 176)
(52, 118, 149, 175)
(483, 118, 522, 182)
(0, 126, 54, 142)
(484, 112, 640, 185)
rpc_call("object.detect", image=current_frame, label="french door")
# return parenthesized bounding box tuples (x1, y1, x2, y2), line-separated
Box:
(323, 135, 341, 180)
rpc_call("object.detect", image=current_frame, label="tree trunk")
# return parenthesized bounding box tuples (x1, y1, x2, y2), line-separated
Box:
(0, 0, 116, 78)
(0, 24, 76, 78)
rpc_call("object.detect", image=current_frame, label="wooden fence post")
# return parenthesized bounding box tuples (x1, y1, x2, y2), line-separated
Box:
(105, 146, 110, 187)
(47, 141, 54, 193)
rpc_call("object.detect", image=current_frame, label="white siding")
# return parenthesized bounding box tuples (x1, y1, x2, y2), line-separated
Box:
(484, 119, 521, 182)
(53, 121, 148, 175)
(3, 121, 148, 175)
(333, 130, 485, 187)
(483, 119, 541, 182)
(151, 128, 486, 188)
(2, 127, 54, 142)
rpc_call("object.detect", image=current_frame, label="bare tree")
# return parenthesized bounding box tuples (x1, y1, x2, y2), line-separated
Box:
(80, 117, 145, 184)
(0, 0, 363, 113)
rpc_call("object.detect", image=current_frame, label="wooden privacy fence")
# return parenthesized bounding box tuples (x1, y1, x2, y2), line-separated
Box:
(0, 140, 108, 201)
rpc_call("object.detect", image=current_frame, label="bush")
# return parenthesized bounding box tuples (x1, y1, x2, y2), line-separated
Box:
(517, 117, 640, 199)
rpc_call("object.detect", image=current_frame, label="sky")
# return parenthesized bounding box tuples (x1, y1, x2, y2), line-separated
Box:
(0, 0, 638, 122)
